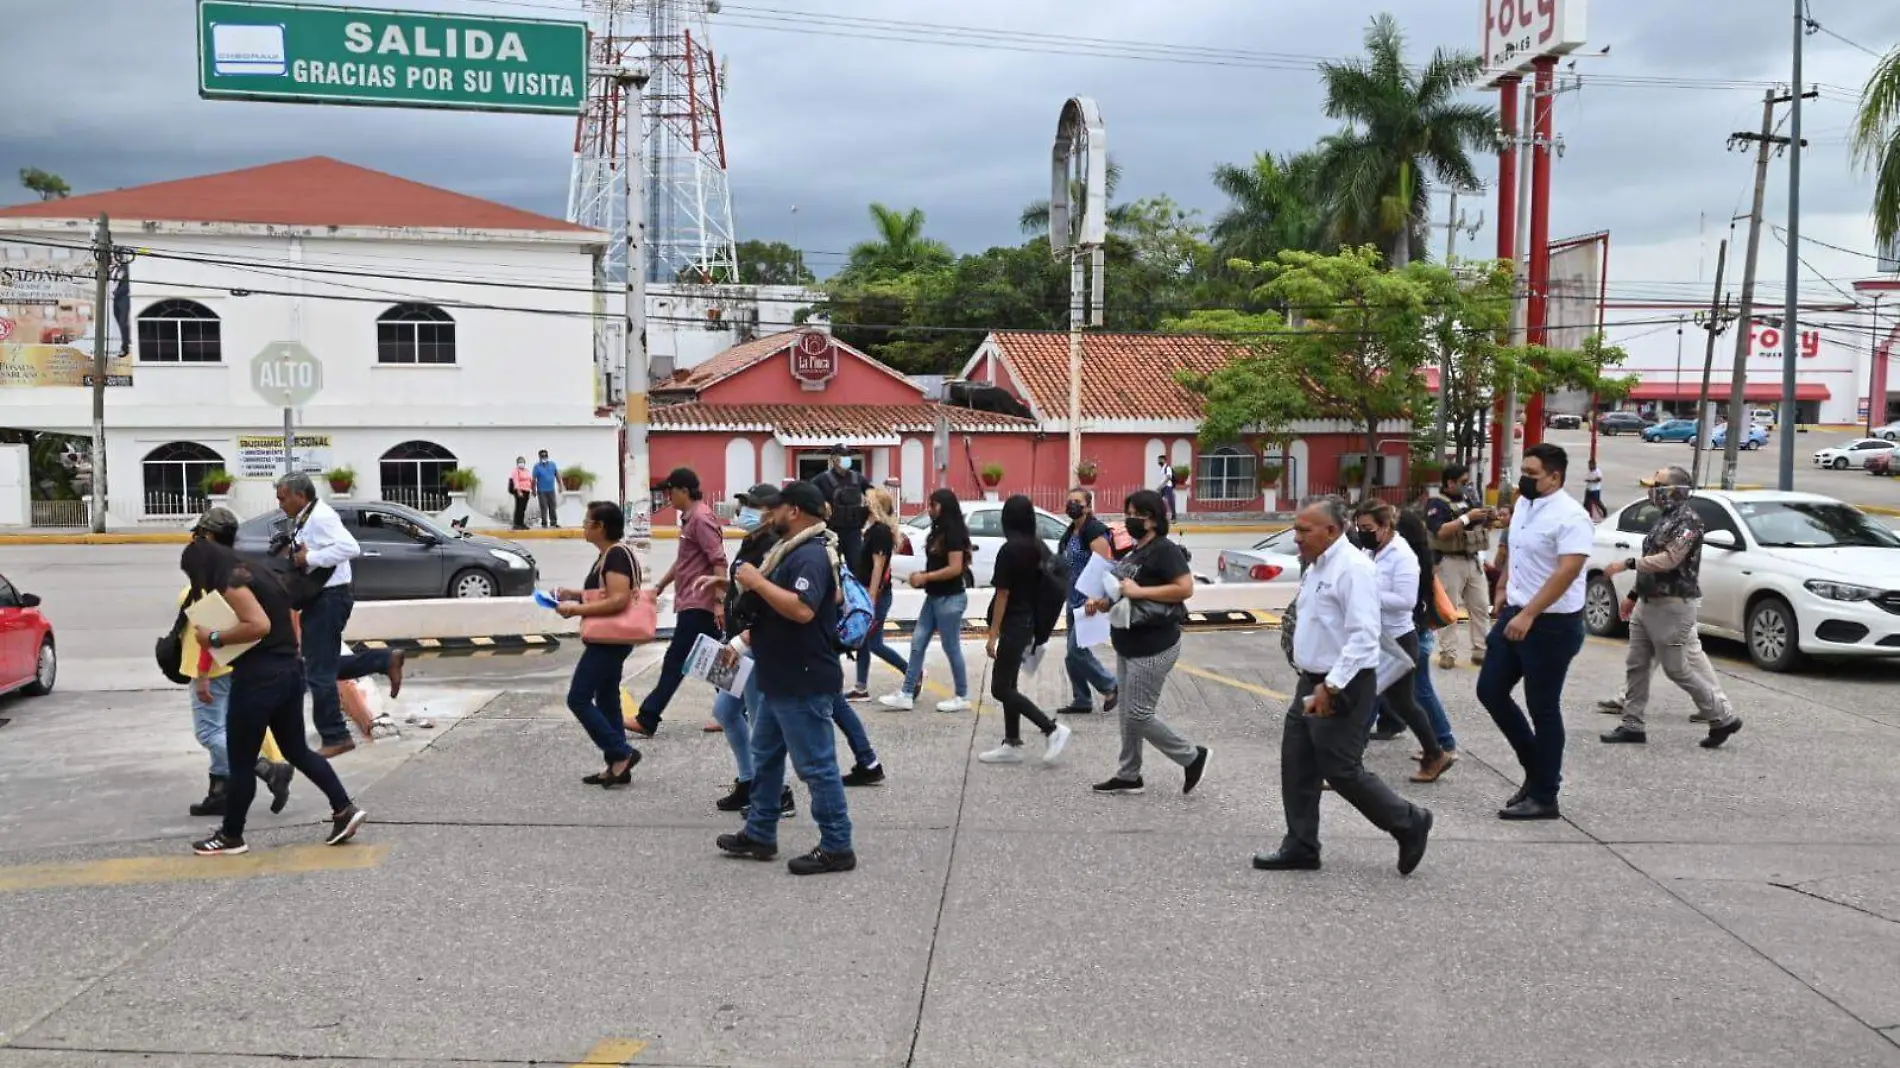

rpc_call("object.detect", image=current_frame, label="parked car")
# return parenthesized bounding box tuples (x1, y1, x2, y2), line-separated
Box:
(234, 501, 539, 600)
(1873, 420, 1900, 441)
(1582, 490, 1900, 672)
(1811, 438, 1898, 471)
(894, 504, 1192, 588)
(1867, 451, 1896, 477)
(1642, 419, 1700, 443)
(0, 572, 56, 698)
(1749, 407, 1778, 427)
(1598, 411, 1651, 436)
(1216, 528, 1303, 583)
(1545, 411, 1583, 430)
(1710, 423, 1770, 451)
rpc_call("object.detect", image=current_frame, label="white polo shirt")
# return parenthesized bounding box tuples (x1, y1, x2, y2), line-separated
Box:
(1504, 491, 1595, 613)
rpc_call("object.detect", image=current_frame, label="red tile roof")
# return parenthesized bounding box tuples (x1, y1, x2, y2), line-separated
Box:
(657, 331, 803, 392)
(982, 332, 1243, 422)
(651, 402, 1036, 438)
(0, 157, 593, 234)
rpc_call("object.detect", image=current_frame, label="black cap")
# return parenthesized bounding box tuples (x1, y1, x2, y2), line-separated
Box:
(659, 467, 700, 493)
(829, 443, 851, 456)
(781, 480, 828, 518)
(735, 482, 782, 509)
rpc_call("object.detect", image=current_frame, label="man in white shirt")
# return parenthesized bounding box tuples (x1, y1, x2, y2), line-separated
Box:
(275, 474, 402, 757)
(1477, 443, 1594, 821)
(1255, 496, 1433, 876)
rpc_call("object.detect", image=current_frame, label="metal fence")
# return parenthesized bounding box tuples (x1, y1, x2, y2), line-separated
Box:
(29, 499, 89, 528)
(143, 491, 208, 519)
(384, 487, 450, 514)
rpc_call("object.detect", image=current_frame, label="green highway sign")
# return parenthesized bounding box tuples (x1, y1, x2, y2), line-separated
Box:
(197, 1, 588, 115)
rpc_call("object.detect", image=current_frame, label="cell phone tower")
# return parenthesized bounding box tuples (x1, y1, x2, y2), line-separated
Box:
(568, 0, 739, 287)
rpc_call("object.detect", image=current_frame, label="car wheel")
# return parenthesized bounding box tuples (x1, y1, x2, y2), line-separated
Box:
(1745, 596, 1803, 673)
(449, 568, 498, 599)
(1584, 574, 1626, 638)
(1832, 457, 1849, 470)
(21, 638, 55, 697)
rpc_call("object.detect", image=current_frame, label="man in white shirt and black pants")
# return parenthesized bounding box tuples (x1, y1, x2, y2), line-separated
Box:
(1255, 496, 1433, 876)
(1477, 443, 1594, 820)
(275, 474, 402, 758)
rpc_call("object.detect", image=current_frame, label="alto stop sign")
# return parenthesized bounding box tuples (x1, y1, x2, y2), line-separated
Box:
(251, 340, 323, 408)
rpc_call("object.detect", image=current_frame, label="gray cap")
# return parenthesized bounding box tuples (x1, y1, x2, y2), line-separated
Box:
(193, 505, 241, 538)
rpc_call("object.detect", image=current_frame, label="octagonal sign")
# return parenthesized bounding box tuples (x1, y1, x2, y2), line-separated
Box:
(251, 340, 323, 408)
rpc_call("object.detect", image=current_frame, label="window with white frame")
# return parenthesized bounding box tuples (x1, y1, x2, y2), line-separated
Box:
(376, 303, 456, 365)
(380, 440, 457, 512)
(137, 300, 222, 363)
(1196, 446, 1257, 502)
(142, 441, 223, 517)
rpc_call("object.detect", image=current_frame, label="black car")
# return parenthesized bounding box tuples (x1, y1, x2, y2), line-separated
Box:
(1598, 411, 1651, 436)
(1545, 411, 1584, 430)
(235, 501, 539, 600)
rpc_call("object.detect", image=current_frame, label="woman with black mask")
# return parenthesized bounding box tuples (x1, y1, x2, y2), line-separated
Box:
(1351, 501, 1453, 783)
(880, 488, 972, 712)
(1057, 488, 1118, 715)
(978, 495, 1074, 765)
(184, 538, 366, 856)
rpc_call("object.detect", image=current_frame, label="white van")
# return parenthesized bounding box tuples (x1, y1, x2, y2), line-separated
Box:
(1749, 407, 1777, 426)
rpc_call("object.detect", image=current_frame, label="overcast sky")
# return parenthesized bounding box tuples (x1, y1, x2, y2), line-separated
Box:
(4, 0, 1896, 338)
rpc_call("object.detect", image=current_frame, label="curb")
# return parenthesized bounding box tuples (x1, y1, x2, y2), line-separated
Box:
(1, 522, 1290, 546)
(349, 634, 562, 657)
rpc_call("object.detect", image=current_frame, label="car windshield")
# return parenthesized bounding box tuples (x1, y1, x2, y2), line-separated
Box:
(1735, 501, 1900, 549)
(1251, 529, 1297, 553)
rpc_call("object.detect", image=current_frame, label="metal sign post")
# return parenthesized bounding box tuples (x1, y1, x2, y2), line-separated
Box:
(1049, 97, 1107, 482)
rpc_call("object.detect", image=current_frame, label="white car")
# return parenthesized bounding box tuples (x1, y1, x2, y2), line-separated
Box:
(1812, 438, 1898, 470)
(893, 504, 1070, 588)
(1215, 528, 1303, 583)
(1582, 490, 1900, 672)
(1874, 421, 1900, 442)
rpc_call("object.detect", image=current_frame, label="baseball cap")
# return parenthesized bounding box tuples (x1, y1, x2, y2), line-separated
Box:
(829, 442, 852, 456)
(193, 505, 241, 538)
(781, 480, 828, 518)
(659, 467, 700, 493)
(735, 482, 782, 509)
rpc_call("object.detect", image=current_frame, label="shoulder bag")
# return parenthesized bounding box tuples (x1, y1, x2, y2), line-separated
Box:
(580, 544, 658, 645)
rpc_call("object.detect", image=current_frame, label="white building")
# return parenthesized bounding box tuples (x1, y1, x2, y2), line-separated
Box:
(645, 281, 826, 377)
(0, 157, 618, 527)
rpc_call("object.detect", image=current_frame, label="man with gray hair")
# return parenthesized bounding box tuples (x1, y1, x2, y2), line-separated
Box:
(274, 473, 402, 757)
(1599, 467, 1743, 748)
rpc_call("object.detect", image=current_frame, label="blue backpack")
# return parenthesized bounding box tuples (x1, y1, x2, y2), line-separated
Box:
(828, 542, 876, 652)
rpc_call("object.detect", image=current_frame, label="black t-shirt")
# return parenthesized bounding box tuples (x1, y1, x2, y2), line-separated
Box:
(857, 522, 895, 592)
(1110, 538, 1191, 659)
(584, 544, 637, 591)
(924, 526, 973, 599)
(751, 539, 843, 697)
(231, 566, 299, 666)
(990, 538, 1043, 629)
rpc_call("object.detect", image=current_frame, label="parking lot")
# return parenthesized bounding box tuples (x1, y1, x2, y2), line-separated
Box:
(1565, 424, 1900, 513)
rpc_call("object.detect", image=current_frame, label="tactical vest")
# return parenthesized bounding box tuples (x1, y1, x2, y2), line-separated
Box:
(1428, 489, 1491, 555)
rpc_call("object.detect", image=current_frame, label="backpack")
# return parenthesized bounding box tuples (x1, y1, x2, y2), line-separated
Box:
(1031, 548, 1070, 647)
(826, 541, 876, 652)
(155, 604, 192, 686)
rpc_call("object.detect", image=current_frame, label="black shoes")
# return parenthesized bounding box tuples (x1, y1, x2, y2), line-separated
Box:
(1702, 717, 1744, 749)
(780, 787, 796, 817)
(842, 763, 886, 787)
(1498, 797, 1561, 821)
(189, 775, 228, 818)
(716, 831, 778, 861)
(1184, 747, 1211, 795)
(1054, 704, 1094, 716)
(1253, 849, 1321, 871)
(192, 831, 247, 856)
(1601, 726, 1648, 744)
(1103, 689, 1120, 714)
(1396, 809, 1433, 875)
(326, 804, 368, 845)
(1369, 725, 1406, 742)
(788, 847, 857, 876)
(600, 751, 642, 788)
(259, 760, 294, 814)
(716, 779, 752, 812)
(1092, 776, 1145, 795)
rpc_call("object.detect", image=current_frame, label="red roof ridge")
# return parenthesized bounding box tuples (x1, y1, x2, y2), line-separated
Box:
(657, 331, 926, 397)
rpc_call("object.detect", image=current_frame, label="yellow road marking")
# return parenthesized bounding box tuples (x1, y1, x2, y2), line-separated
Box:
(571, 1038, 647, 1065)
(0, 843, 390, 894)
(1175, 663, 1290, 702)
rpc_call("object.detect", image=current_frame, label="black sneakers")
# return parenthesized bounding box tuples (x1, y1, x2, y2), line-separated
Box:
(716, 779, 752, 812)
(326, 805, 367, 845)
(1702, 717, 1744, 749)
(1184, 747, 1211, 795)
(842, 763, 886, 787)
(262, 761, 294, 814)
(192, 831, 247, 856)
(1092, 776, 1145, 795)
(788, 847, 857, 876)
(780, 787, 797, 817)
(716, 831, 777, 861)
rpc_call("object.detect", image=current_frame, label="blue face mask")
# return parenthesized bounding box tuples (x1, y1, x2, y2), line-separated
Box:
(837, 456, 853, 470)
(736, 507, 762, 531)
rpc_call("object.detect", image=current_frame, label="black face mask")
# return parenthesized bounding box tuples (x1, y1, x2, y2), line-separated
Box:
(1517, 474, 1544, 502)
(1065, 501, 1086, 520)
(1124, 516, 1149, 540)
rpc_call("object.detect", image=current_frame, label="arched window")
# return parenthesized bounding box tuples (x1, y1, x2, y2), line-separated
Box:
(1195, 445, 1257, 503)
(380, 440, 457, 512)
(142, 441, 224, 517)
(377, 303, 456, 365)
(137, 300, 221, 363)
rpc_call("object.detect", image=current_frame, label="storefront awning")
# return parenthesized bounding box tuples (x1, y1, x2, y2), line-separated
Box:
(1625, 382, 1831, 402)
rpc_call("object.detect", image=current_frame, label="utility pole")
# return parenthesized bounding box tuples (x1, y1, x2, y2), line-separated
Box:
(1721, 89, 1792, 490)
(89, 214, 111, 534)
(620, 68, 652, 573)
(1431, 187, 1484, 465)
(1778, 1, 1811, 492)
(1690, 239, 1732, 487)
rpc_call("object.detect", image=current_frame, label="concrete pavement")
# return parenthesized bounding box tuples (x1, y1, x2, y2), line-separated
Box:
(0, 628, 1896, 1067)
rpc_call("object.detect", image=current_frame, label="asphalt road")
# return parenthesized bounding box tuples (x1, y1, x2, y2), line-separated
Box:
(1553, 424, 1900, 511)
(1, 627, 1896, 1067)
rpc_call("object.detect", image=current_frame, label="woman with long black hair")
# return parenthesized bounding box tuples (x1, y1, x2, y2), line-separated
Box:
(1352, 501, 1454, 783)
(978, 495, 1074, 765)
(554, 501, 642, 788)
(880, 488, 972, 712)
(184, 538, 365, 856)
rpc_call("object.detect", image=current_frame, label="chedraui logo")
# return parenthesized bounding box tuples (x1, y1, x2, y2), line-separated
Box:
(210, 22, 288, 76)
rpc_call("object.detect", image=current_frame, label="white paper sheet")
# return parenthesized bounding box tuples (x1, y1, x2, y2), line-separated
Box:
(1070, 604, 1113, 650)
(1077, 553, 1120, 603)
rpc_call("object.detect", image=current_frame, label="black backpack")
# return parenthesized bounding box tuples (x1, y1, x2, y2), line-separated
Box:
(1031, 546, 1071, 647)
(154, 605, 191, 686)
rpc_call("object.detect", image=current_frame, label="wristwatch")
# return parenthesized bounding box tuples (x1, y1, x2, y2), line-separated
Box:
(208, 630, 223, 649)
(1624, 557, 1638, 572)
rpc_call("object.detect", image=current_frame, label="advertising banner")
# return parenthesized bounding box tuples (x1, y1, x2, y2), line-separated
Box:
(237, 433, 333, 479)
(0, 241, 131, 388)
(1546, 238, 1603, 354)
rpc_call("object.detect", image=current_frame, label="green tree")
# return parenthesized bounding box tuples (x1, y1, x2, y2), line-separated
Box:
(1209, 151, 1329, 265)
(18, 167, 69, 201)
(734, 239, 816, 286)
(1315, 14, 1496, 268)
(843, 203, 954, 281)
(1853, 45, 1900, 246)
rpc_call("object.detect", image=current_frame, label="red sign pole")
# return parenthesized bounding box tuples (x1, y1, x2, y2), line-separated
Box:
(1489, 73, 1521, 493)
(1523, 55, 1557, 449)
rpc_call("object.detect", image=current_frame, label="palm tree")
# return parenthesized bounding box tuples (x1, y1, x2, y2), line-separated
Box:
(1019, 155, 1139, 240)
(1209, 150, 1329, 264)
(1854, 46, 1900, 247)
(847, 203, 954, 278)
(1315, 13, 1496, 268)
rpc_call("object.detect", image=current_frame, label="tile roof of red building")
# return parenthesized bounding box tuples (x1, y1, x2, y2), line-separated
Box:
(977, 331, 1244, 422)
(656, 330, 922, 396)
(0, 157, 594, 234)
(650, 402, 1037, 439)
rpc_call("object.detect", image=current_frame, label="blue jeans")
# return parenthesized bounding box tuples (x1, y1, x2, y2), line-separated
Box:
(302, 585, 393, 746)
(855, 586, 908, 690)
(746, 691, 853, 853)
(832, 691, 878, 768)
(638, 608, 720, 729)
(1064, 603, 1117, 709)
(712, 684, 754, 782)
(191, 674, 233, 777)
(1477, 606, 1585, 804)
(901, 591, 968, 697)
(1415, 629, 1458, 750)
(567, 643, 635, 762)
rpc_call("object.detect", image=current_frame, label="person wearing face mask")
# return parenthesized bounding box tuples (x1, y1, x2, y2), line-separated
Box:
(846, 488, 910, 702)
(811, 444, 869, 572)
(1476, 443, 1595, 821)
(1423, 463, 1498, 670)
(1598, 468, 1744, 749)
(1351, 502, 1454, 783)
(509, 457, 534, 531)
(1056, 488, 1119, 716)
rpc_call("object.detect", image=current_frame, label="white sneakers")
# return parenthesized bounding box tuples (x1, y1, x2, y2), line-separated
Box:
(935, 696, 972, 713)
(877, 692, 915, 711)
(1044, 723, 1073, 763)
(978, 744, 1026, 764)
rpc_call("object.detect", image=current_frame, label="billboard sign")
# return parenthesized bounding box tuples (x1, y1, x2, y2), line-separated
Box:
(0, 241, 131, 388)
(197, 1, 588, 115)
(1482, 0, 1589, 87)
(1546, 236, 1603, 354)
(237, 434, 332, 479)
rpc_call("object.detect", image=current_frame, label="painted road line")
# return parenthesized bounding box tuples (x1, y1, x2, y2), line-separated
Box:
(0, 843, 391, 894)
(571, 1038, 647, 1065)
(1176, 663, 1290, 702)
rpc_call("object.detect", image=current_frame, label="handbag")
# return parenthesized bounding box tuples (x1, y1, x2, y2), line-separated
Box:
(1107, 545, 1188, 632)
(155, 605, 191, 686)
(1427, 575, 1457, 630)
(579, 544, 658, 645)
